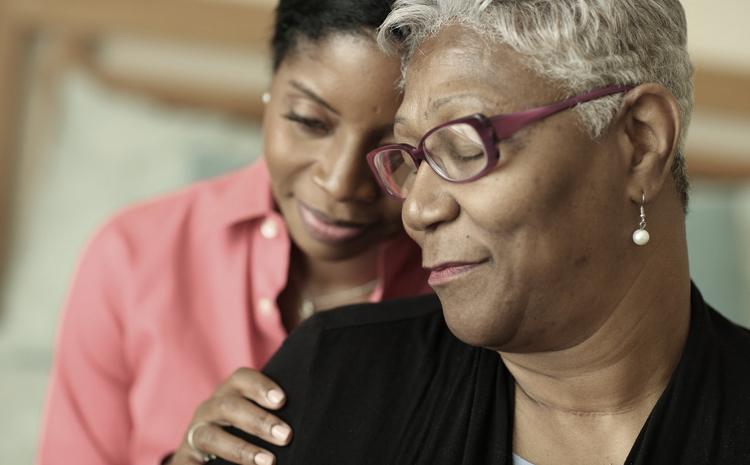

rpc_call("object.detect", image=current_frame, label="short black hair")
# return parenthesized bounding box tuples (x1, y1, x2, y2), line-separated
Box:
(271, 0, 396, 72)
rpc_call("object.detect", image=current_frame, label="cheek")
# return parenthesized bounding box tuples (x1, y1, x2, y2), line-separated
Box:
(463, 167, 589, 279)
(263, 118, 310, 195)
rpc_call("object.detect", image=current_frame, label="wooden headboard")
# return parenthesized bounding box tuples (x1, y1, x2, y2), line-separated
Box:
(686, 66, 750, 180)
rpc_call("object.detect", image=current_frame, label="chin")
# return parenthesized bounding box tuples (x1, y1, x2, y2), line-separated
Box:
(439, 296, 522, 351)
(297, 240, 359, 261)
(293, 233, 376, 262)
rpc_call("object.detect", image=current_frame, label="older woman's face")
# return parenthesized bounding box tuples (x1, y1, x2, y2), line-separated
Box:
(398, 26, 634, 353)
(263, 33, 404, 261)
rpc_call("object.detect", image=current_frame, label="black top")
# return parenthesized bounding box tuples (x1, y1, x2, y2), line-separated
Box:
(213, 284, 750, 464)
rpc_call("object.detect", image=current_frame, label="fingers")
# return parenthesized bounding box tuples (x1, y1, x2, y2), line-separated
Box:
(187, 422, 276, 465)
(225, 367, 286, 411)
(171, 368, 293, 465)
(172, 368, 293, 464)
(196, 390, 292, 446)
(208, 368, 291, 446)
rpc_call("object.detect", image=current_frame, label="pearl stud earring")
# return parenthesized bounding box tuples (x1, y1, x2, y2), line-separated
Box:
(632, 191, 650, 245)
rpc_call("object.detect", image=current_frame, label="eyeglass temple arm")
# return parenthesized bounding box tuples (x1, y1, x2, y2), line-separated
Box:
(489, 85, 633, 139)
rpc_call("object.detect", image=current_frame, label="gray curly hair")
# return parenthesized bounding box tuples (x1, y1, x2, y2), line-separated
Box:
(378, 0, 694, 209)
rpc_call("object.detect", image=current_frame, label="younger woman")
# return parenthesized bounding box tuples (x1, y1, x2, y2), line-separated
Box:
(36, 1, 430, 464)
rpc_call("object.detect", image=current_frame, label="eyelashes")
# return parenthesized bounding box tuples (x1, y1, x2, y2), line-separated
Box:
(281, 110, 396, 148)
(283, 112, 331, 136)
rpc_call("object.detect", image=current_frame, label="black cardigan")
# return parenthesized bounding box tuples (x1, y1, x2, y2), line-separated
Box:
(213, 284, 750, 464)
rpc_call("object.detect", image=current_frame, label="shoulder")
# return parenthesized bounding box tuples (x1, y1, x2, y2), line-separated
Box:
(312, 293, 443, 331)
(266, 294, 446, 370)
(111, 164, 261, 232)
(88, 162, 266, 253)
(673, 294, 750, 461)
(254, 295, 505, 464)
(299, 294, 452, 355)
(689, 284, 750, 387)
(705, 304, 750, 363)
(263, 293, 467, 392)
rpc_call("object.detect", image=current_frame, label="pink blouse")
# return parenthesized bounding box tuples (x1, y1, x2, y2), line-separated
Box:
(36, 160, 431, 465)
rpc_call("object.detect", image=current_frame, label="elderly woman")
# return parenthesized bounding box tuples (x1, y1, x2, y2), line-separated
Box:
(212, 0, 750, 464)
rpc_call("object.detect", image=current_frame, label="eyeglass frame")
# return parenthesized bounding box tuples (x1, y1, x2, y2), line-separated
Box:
(366, 85, 633, 201)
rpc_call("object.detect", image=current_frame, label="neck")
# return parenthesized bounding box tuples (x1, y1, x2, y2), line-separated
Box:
(506, 242, 692, 464)
(278, 245, 381, 331)
(297, 247, 380, 299)
(503, 244, 691, 415)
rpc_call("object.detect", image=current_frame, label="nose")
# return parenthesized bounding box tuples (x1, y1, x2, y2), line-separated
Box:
(311, 138, 379, 203)
(402, 163, 460, 233)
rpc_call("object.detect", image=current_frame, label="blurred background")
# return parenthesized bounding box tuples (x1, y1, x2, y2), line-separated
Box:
(0, 0, 748, 463)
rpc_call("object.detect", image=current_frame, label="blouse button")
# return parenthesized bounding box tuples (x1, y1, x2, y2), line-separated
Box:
(258, 298, 275, 316)
(260, 218, 279, 239)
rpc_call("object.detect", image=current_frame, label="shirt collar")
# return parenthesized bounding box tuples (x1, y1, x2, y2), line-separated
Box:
(214, 157, 276, 228)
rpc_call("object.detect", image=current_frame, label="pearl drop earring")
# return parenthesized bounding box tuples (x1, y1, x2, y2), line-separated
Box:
(632, 191, 650, 245)
(262, 92, 271, 104)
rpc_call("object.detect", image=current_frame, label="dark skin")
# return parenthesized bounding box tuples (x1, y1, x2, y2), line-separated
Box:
(168, 33, 403, 465)
(397, 25, 690, 465)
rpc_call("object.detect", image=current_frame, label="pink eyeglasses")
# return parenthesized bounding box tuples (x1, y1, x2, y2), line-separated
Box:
(367, 85, 633, 200)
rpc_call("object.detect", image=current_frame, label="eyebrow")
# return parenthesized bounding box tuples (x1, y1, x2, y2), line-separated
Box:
(394, 93, 490, 129)
(432, 94, 475, 112)
(288, 80, 340, 116)
(393, 114, 409, 128)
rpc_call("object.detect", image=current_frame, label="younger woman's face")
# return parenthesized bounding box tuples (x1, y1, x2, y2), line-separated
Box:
(263, 33, 404, 261)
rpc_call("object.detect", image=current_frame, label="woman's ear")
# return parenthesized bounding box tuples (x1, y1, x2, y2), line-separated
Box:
(617, 83, 682, 203)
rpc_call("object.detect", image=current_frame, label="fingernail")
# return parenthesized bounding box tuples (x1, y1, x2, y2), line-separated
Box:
(271, 424, 291, 443)
(254, 452, 274, 465)
(267, 389, 284, 404)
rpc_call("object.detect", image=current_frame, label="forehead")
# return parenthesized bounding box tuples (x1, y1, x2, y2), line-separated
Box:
(284, 33, 391, 75)
(277, 33, 402, 106)
(396, 25, 559, 137)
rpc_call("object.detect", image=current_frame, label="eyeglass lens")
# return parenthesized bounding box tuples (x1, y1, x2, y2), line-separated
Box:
(373, 122, 488, 199)
(425, 123, 488, 181)
(371, 148, 416, 199)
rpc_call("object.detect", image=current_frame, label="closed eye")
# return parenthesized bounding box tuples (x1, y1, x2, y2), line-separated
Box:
(283, 112, 331, 136)
(449, 144, 484, 161)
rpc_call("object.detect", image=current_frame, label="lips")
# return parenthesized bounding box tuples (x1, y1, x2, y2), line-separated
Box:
(426, 261, 485, 286)
(298, 202, 372, 244)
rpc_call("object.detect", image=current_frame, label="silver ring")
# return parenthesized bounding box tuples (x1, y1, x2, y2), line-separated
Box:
(187, 421, 218, 462)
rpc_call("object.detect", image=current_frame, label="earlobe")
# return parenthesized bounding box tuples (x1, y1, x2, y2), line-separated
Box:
(619, 83, 682, 203)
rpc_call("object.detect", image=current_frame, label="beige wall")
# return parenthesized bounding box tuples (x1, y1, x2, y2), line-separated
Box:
(682, 0, 750, 71)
